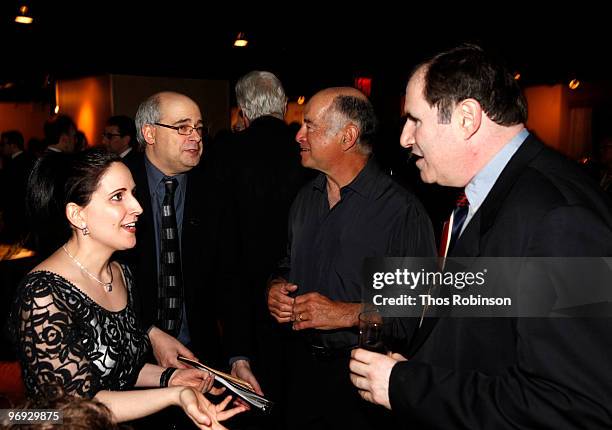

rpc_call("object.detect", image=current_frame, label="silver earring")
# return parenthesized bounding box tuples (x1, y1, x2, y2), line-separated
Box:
(82, 225, 90, 236)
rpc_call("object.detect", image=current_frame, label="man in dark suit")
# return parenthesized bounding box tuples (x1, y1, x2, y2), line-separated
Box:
(102, 115, 139, 165)
(0, 130, 36, 243)
(43, 114, 77, 154)
(205, 71, 314, 428)
(350, 44, 612, 428)
(120, 91, 258, 388)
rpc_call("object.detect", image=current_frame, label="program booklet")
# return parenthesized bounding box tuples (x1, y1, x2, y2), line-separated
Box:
(177, 356, 274, 413)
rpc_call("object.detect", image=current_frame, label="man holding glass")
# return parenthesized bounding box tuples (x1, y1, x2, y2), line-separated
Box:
(350, 44, 612, 428)
(266, 87, 435, 429)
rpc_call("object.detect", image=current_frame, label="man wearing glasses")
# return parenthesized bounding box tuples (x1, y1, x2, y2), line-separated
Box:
(102, 115, 138, 164)
(119, 92, 259, 402)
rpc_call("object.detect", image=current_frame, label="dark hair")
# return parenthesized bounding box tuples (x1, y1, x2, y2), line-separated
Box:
(26, 148, 121, 257)
(74, 131, 88, 152)
(27, 137, 46, 156)
(9, 384, 129, 430)
(107, 115, 137, 147)
(44, 114, 76, 146)
(331, 95, 378, 154)
(1, 130, 25, 150)
(422, 44, 527, 126)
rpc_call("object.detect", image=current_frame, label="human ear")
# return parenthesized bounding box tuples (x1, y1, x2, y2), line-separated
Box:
(456, 99, 482, 140)
(142, 124, 156, 145)
(66, 202, 86, 231)
(341, 124, 360, 151)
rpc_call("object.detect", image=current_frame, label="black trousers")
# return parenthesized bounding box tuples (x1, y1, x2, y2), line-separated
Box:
(283, 337, 396, 430)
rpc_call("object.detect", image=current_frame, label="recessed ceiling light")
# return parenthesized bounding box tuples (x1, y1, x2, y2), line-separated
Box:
(234, 32, 248, 47)
(569, 79, 580, 90)
(15, 5, 33, 24)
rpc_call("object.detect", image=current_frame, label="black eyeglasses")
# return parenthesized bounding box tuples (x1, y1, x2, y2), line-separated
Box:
(154, 122, 206, 137)
(102, 132, 122, 139)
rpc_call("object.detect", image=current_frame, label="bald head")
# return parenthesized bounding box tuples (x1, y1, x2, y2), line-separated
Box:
(135, 90, 203, 175)
(310, 87, 377, 155)
(135, 91, 200, 148)
(157, 91, 198, 110)
(314, 86, 369, 102)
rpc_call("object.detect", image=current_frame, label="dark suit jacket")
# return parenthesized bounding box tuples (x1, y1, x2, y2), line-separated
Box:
(0, 151, 36, 243)
(390, 135, 612, 428)
(119, 153, 247, 366)
(205, 116, 314, 320)
(120, 147, 140, 166)
(202, 116, 315, 397)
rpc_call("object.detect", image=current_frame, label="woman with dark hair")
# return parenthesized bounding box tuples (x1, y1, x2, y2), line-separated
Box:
(11, 149, 245, 428)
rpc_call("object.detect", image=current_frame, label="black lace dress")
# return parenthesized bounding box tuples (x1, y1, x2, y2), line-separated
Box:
(11, 264, 150, 398)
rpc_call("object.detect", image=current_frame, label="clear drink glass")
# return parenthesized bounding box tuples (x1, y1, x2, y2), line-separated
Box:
(358, 308, 386, 353)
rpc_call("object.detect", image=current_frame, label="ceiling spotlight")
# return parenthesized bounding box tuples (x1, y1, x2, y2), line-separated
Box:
(568, 79, 580, 90)
(15, 5, 33, 24)
(233, 32, 248, 47)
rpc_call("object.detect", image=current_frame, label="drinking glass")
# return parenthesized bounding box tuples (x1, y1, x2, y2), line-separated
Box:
(358, 308, 386, 353)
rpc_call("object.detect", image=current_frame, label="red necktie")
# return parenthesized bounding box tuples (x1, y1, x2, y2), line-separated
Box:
(439, 191, 470, 257)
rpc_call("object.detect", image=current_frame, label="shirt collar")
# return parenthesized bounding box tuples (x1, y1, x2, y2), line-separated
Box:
(312, 157, 379, 199)
(344, 157, 380, 198)
(312, 171, 327, 192)
(465, 128, 529, 214)
(144, 155, 187, 189)
(120, 147, 133, 158)
(144, 153, 166, 189)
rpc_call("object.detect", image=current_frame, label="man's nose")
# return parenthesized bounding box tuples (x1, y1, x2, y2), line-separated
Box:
(295, 126, 306, 144)
(400, 129, 415, 149)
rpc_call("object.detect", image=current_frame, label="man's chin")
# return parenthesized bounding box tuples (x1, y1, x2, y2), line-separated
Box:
(300, 154, 312, 168)
(419, 171, 436, 184)
(181, 154, 201, 166)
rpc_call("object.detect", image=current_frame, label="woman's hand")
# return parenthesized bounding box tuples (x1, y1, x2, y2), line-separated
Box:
(169, 368, 214, 393)
(148, 326, 196, 368)
(179, 388, 247, 430)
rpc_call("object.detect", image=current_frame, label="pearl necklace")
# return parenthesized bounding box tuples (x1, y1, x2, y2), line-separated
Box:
(62, 245, 113, 292)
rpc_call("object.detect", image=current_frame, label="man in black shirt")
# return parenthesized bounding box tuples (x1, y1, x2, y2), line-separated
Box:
(266, 87, 436, 429)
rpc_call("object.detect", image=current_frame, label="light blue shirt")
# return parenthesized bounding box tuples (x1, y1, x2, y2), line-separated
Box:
(460, 128, 530, 236)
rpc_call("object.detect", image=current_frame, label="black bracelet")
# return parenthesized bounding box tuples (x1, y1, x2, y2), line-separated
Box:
(160, 367, 177, 387)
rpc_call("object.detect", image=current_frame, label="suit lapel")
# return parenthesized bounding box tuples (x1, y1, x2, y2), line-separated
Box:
(415, 135, 546, 357)
(451, 135, 545, 257)
(130, 156, 154, 246)
(183, 169, 203, 235)
(451, 213, 481, 257)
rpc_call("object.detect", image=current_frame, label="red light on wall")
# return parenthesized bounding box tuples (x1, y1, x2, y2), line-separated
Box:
(355, 77, 372, 97)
